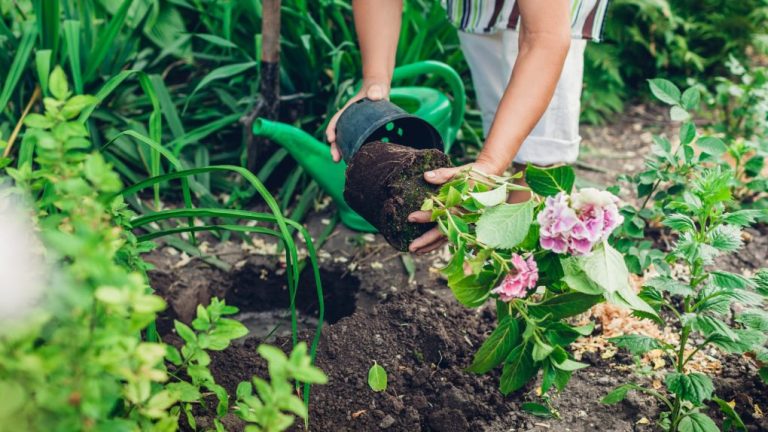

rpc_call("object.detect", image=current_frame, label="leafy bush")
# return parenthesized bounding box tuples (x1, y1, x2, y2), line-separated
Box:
(582, 0, 768, 122)
(604, 166, 767, 430)
(424, 165, 654, 395)
(0, 66, 327, 431)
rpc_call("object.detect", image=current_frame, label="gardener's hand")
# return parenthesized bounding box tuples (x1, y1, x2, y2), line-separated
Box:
(407, 162, 500, 254)
(326, 82, 390, 162)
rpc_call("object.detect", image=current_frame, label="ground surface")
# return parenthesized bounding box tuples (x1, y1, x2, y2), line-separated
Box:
(146, 103, 768, 431)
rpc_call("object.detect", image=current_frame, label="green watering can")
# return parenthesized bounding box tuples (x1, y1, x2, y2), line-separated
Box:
(252, 60, 465, 232)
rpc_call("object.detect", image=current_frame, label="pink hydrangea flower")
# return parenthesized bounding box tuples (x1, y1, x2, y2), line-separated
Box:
(538, 189, 623, 256)
(492, 254, 539, 302)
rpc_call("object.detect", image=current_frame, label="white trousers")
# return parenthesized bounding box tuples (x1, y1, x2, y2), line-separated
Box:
(458, 30, 587, 166)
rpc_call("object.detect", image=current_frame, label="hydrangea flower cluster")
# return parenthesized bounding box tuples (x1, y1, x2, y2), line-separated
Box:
(537, 188, 623, 256)
(491, 253, 539, 301)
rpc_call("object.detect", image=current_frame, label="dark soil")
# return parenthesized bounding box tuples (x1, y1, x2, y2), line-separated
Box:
(345, 141, 452, 251)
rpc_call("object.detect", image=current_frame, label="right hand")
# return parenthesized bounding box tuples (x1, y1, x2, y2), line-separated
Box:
(326, 81, 390, 162)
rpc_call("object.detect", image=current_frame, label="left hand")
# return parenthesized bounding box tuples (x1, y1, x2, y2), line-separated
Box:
(407, 162, 498, 254)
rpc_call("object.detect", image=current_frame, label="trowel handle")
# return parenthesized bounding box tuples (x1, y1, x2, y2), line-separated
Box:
(392, 61, 466, 142)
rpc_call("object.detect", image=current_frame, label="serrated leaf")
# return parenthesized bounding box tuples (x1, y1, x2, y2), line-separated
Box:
(663, 214, 696, 232)
(648, 78, 681, 105)
(167, 382, 202, 403)
(524, 165, 575, 197)
(710, 328, 767, 354)
(721, 209, 764, 227)
(708, 225, 742, 252)
(711, 271, 753, 289)
(470, 185, 508, 207)
(609, 334, 662, 356)
(692, 315, 738, 341)
(644, 276, 693, 297)
(528, 293, 602, 320)
(468, 317, 519, 374)
(665, 372, 714, 405)
(736, 309, 768, 331)
(678, 413, 719, 432)
(476, 200, 534, 249)
(368, 363, 387, 392)
(500, 344, 536, 395)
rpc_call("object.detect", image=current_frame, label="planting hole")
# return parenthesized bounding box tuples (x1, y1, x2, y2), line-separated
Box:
(227, 265, 361, 342)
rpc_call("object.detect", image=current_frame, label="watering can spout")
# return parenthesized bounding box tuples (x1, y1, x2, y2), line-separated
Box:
(251, 118, 376, 232)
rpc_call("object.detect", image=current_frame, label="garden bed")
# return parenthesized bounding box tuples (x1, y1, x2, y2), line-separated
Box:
(147, 217, 768, 432)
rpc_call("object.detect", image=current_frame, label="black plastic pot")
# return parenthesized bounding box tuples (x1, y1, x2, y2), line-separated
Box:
(335, 98, 444, 162)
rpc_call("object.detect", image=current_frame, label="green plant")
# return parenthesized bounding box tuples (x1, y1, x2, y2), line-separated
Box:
(367, 362, 388, 392)
(603, 166, 767, 431)
(234, 343, 327, 432)
(613, 78, 766, 274)
(424, 165, 655, 395)
(0, 66, 329, 431)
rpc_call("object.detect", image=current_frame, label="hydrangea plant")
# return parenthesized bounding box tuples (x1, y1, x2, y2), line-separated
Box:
(423, 165, 656, 395)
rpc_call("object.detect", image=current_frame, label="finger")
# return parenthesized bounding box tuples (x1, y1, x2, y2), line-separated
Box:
(366, 84, 385, 101)
(408, 228, 444, 253)
(331, 143, 341, 163)
(416, 238, 447, 254)
(407, 210, 432, 223)
(325, 115, 338, 144)
(424, 166, 461, 185)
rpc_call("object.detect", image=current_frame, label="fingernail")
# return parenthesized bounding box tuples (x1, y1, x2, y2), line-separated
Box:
(426, 171, 436, 178)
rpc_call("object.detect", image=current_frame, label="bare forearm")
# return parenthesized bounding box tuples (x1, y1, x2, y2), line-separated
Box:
(477, 0, 571, 174)
(353, 0, 403, 84)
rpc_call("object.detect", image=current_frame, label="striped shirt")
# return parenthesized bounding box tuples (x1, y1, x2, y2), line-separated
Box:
(442, 0, 610, 41)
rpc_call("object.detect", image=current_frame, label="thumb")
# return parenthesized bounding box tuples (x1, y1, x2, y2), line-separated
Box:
(366, 84, 385, 100)
(424, 166, 460, 185)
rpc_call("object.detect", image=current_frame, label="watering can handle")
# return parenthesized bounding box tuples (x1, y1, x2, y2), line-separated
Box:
(392, 60, 466, 143)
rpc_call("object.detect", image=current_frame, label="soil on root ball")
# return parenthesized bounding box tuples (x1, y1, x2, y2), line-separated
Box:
(344, 141, 452, 252)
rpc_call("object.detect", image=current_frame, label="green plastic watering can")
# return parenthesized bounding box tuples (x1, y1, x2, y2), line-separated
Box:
(252, 60, 465, 232)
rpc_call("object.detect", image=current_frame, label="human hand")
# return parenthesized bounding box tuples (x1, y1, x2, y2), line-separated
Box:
(407, 161, 501, 254)
(325, 81, 390, 162)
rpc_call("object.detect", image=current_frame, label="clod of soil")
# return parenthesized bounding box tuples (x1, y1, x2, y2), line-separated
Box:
(344, 141, 452, 251)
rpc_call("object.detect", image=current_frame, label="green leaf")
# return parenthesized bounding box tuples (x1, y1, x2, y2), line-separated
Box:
(721, 210, 763, 227)
(681, 87, 701, 110)
(521, 402, 553, 418)
(24, 113, 55, 129)
(665, 372, 714, 405)
(678, 413, 719, 432)
(697, 137, 727, 157)
(552, 358, 588, 372)
(648, 78, 681, 105)
(736, 309, 768, 332)
(663, 214, 696, 232)
(560, 258, 603, 295)
(167, 382, 202, 402)
(500, 344, 536, 395)
(644, 276, 693, 297)
(712, 397, 747, 432)
(475, 200, 534, 249)
(174, 321, 197, 344)
(368, 362, 387, 392)
(470, 184, 507, 207)
(609, 334, 662, 356)
(187, 61, 257, 108)
(602, 384, 632, 404)
(447, 271, 494, 308)
(580, 243, 657, 317)
(670, 105, 690, 121)
(679, 122, 696, 145)
(691, 315, 738, 342)
(528, 293, 602, 320)
(525, 165, 575, 196)
(532, 340, 554, 362)
(708, 225, 742, 252)
(468, 317, 520, 374)
(711, 271, 753, 289)
(49, 66, 70, 101)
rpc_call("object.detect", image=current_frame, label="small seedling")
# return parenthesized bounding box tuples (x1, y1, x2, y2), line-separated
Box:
(368, 362, 388, 392)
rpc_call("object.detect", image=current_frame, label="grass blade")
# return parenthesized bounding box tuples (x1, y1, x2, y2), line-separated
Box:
(63, 20, 83, 94)
(84, 0, 134, 83)
(0, 22, 36, 114)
